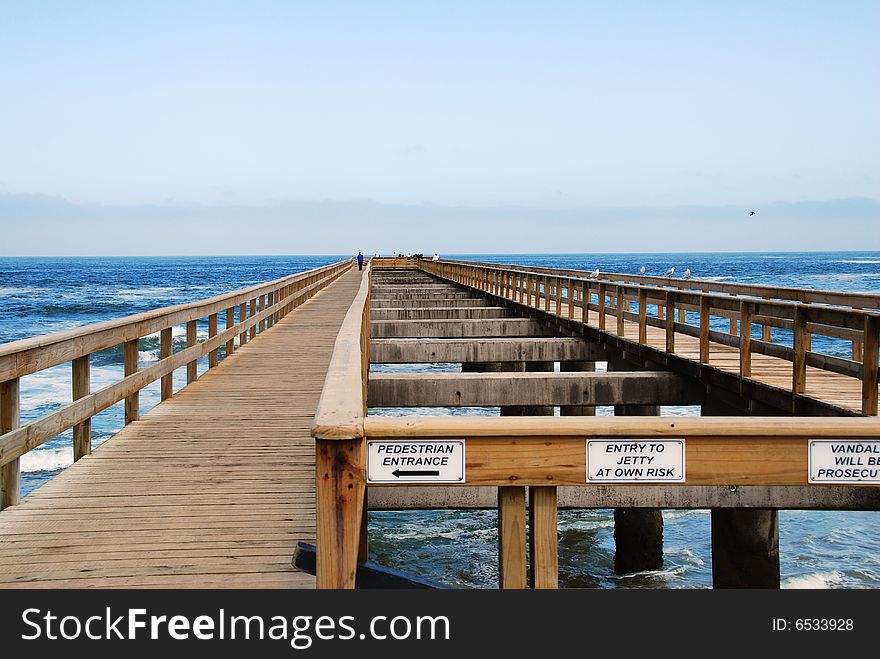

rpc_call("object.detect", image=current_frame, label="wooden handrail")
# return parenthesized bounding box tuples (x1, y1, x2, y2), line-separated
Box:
(312, 261, 373, 440)
(0, 259, 352, 508)
(0, 260, 351, 381)
(423, 259, 880, 415)
(365, 415, 880, 437)
(436, 258, 880, 310)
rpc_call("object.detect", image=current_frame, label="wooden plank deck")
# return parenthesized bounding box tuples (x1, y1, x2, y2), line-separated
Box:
(0, 267, 364, 588)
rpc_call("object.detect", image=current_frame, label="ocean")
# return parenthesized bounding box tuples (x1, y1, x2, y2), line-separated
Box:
(1, 252, 878, 589)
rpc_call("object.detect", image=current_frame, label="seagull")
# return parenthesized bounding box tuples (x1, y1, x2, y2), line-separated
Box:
(639, 265, 646, 274)
(683, 268, 691, 279)
(591, 267, 600, 279)
(663, 266, 675, 277)
(749, 210, 756, 217)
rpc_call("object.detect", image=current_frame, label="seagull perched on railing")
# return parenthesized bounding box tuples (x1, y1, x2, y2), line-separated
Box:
(590, 267, 600, 279)
(683, 268, 691, 279)
(663, 266, 675, 277)
(639, 265, 646, 274)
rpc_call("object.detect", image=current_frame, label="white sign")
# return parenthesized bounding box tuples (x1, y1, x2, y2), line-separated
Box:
(586, 439, 685, 483)
(367, 440, 466, 484)
(808, 440, 880, 484)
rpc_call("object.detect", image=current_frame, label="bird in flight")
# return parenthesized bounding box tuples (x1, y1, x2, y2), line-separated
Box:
(683, 268, 692, 279)
(639, 265, 646, 274)
(749, 210, 756, 217)
(663, 266, 675, 277)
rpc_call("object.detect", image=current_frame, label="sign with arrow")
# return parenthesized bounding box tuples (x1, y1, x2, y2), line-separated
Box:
(367, 440, 466, 484)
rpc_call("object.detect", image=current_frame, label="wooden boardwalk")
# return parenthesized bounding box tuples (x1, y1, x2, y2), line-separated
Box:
(0, 267, 363, 588)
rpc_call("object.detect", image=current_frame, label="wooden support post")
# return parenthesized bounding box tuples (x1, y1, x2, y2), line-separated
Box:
(740, 301, 752, 378)
(762, 296, 772, 342)
(853, 307, 863, 362)
(609, 386, 663, 574)
(862, 315, 879, 416)
(123, 338, 139, 424)
(239, 303, 248, 345)
(616, 286, 625, 337)
(729, 293, 737, 334)
(225, 306, 235, 357)
(267, 292, 274, 328)
(635, 288, 647, 344)
(711, 509, 780, 588)
(498, 486, 528, 589)
(793, 306, 808, 394)
(315, 438, 366, 589)
(249, 299, 258, 339)
(1, 378, 21, 510)
(598, 283, 607, 330)
(699, 296, 710, 364)
(543, 277, 551, 313)
(528, 486, 558, 589)
(72, 355, 91, 460)
(160, 328, 173, 400)
(665, 291, 675, 353)
(260, 295, 267, 333)
(555, 277, 562, 316)
(581, 281, 589, 323)
(186, 321, 198, 384)
(208, 313, 219, 368)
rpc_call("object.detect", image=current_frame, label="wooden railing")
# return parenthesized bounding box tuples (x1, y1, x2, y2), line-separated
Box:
(0, 259, 352, 510)
(421, 260, 880, 416)
(310, 257, 880, 589)
(312, 261, 372, 588)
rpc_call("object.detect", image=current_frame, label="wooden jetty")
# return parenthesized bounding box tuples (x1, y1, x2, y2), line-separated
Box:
(1, 256, 879, 589)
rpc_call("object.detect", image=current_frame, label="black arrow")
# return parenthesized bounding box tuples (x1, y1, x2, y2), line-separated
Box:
(392, 469, 440, 478)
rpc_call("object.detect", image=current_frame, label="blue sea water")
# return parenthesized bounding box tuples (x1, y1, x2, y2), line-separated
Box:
(0, 252, 878, 589)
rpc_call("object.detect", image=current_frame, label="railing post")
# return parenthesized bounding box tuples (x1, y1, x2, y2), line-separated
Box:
(266, 292, 274, 328)
(862, 315, 879, 416)
(793, 306, 808, 394)
(543, 276, 551, 312)
(665, 291, 675, 353)
(123, 338, 139, 424)
(160, 328, 173, 400)
(260, 294, 267, 332)
(555, 277, 562, 316)
(239, 303, 249, 345)
(208, 313, 219, 368)
(567, 280, 575, 319)
(699, 296, 710, 363)
(616, 286, 625, 336)
(315, 437, 366, 589)
(186, 321, 198, 384)
(729, 292, 738, 334)
(853, 307, 863, 361)
(528, 486, 558, 589)
(72, 355, 91, 460)
(225, 306, 235, 357)
(581, 281, 589, 323)
(498, 486, 527, 589)
(638, 289, 647, 344)
(598, 283, 607, 330)
(249, 298, 258, 339)
(740, 301, 752, 378)
(1, 378, 21, 510)
(762, 296, 772, 342)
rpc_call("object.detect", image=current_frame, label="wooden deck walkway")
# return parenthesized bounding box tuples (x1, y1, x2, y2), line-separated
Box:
(0, 267, 364, 588)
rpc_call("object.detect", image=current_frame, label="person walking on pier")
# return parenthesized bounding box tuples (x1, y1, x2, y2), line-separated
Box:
(356, 251, 364, 271)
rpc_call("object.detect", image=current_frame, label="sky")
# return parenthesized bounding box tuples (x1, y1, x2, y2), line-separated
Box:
(0, 1, 878, 255)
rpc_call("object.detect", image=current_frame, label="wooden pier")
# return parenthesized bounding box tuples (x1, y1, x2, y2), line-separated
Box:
(1, 256, 879, 589)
